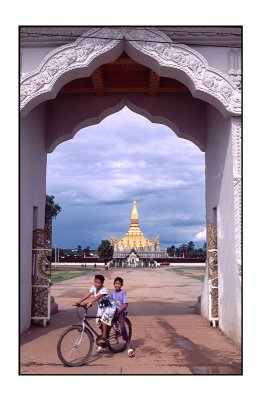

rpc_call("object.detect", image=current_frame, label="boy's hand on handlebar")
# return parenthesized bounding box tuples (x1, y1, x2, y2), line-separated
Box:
(72, 302, 92, 308)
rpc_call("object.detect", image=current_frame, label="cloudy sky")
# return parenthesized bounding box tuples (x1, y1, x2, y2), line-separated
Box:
(46, 107, 206, 250)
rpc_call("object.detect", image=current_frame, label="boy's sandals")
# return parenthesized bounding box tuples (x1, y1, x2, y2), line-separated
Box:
(128, 349, 135, 357)
(97, 337, 108, 347)
(97, 346, 106, 353)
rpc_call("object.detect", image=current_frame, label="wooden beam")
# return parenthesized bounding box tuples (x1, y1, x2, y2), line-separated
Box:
(60, 86, 189, 94)
(91, 68, 105, 97)
(148, 70, 160, 96)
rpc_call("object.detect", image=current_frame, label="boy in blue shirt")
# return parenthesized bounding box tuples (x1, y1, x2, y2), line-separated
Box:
(111, 276, 135, 357)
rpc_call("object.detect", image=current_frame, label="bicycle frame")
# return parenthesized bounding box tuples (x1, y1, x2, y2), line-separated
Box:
(73, 304, 131, 346)
(57, 304, 132, 366)
(72, 306, 102, 342)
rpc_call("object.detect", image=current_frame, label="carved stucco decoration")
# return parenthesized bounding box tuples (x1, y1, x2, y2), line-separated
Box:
(31, 275, 49, 317)
(231, 117, 242, 276)
(37, 250, 52, 279)
(20, 27, 241, 117)
(32, 229, 47, 249)
(207, 221, 218, 319)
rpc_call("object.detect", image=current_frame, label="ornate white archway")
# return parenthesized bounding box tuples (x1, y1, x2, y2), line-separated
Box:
(20, 27, 241, 119)
(20, 27, 242, 343)
(46, 94, 207, 153)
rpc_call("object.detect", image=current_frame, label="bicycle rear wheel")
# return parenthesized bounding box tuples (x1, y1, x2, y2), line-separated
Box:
(107, 317, 132, 353)
(57, 326, 93, 367)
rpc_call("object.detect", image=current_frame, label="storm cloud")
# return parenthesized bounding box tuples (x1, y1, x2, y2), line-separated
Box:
(46, 107, 206, 250)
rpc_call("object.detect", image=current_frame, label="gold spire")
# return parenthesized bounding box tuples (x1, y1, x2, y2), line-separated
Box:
(131, 199, 139, 227)
(110, 198, 160, 250)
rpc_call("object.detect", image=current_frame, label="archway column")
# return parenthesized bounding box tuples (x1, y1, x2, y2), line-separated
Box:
(217, 115, 241, 342)
(231, 116, 242, 277)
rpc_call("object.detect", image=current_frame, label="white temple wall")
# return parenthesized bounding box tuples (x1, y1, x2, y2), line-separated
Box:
(46, 92, 207, 152)
(203, 104, 241, 344)
(192, 46, 233, 74)
(20, 104, 47, 333)
(21, 47, 58, 75)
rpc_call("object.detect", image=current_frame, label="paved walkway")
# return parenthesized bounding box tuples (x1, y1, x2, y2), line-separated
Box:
(20, 268, 241, 374)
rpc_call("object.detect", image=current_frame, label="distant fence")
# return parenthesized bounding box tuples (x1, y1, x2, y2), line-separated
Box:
(52, 256, 206, 264)
(53, 256, 99, 263)
(153, 257, 206, 263)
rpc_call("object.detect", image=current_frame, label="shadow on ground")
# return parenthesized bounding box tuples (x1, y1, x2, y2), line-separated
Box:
(156, 318, 242, 374)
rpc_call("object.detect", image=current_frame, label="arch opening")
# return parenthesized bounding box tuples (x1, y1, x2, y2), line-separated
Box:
(47, 105, 206, 281)
(45, 50, 208, 153)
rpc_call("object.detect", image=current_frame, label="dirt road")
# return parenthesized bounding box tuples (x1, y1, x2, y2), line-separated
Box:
(20, 267, 241, 374)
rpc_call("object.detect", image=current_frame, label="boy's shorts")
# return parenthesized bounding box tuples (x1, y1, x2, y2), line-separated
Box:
(97, 305, 116, 326)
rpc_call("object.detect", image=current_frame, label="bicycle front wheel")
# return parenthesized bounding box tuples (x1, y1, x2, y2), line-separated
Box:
(107, 317, 132, 353)
(57, 326, 93, 367)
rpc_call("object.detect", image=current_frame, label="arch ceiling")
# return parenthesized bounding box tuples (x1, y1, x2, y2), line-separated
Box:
(20, 27, 241, 119)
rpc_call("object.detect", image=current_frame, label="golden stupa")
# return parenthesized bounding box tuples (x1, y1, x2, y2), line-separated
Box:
(111, 199, 160, 251)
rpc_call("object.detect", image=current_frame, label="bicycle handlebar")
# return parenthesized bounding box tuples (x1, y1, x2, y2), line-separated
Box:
(73, 303, 92, 308)
(73, 303, 128, 316)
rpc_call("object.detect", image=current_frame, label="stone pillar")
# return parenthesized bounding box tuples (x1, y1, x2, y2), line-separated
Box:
(231, 116, 242, 277)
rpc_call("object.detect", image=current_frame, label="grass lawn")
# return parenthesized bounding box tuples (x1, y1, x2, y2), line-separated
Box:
(168, 267, 205, 282)
(51, 268, 97, 282)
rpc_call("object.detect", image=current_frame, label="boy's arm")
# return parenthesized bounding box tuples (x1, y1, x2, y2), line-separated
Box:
(85, 293, 104, 308)
(76, 292, 91, 304)
(115, 303, 128, 317)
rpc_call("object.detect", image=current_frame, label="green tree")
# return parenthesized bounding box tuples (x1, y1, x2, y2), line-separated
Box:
(97, 240, 114, 264)
(187, 241, 195, 257)
(45, 195, 61, 223)
(83, 246, 91, 256)
(179, 244, 187, 257)
(196, 242, 206, 258)
(167, 245, 176, 257)
(77, 245, 83, 256)
(45, 195, 61, 249)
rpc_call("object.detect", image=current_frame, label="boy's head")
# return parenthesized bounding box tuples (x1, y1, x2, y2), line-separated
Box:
(114, 277, 124, 291)
(94, 274, 105, 290)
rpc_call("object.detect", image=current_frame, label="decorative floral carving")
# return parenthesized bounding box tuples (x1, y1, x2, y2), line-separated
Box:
(32, 228, 52, 321)
(203, 73, 222, 91)
(231, 117, 242, 275)
(37, 250, 52, 279)
(32, 275, 49, 286)
(207, 221, 218, 319)
(20, 27, 241, 117)
(220, 82, 233, 100)
(229, 72, 241, 91)
(31, 286, 49, 317)
(207, 221, 217, 251)
(33, 229, 47, 249)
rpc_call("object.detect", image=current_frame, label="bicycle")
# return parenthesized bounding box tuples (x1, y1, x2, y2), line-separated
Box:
(57, 304, 132, 367)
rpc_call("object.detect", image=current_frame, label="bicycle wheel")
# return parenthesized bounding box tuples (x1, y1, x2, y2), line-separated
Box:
(57, 326, 94, 367)
(107, 317, 132, 353)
